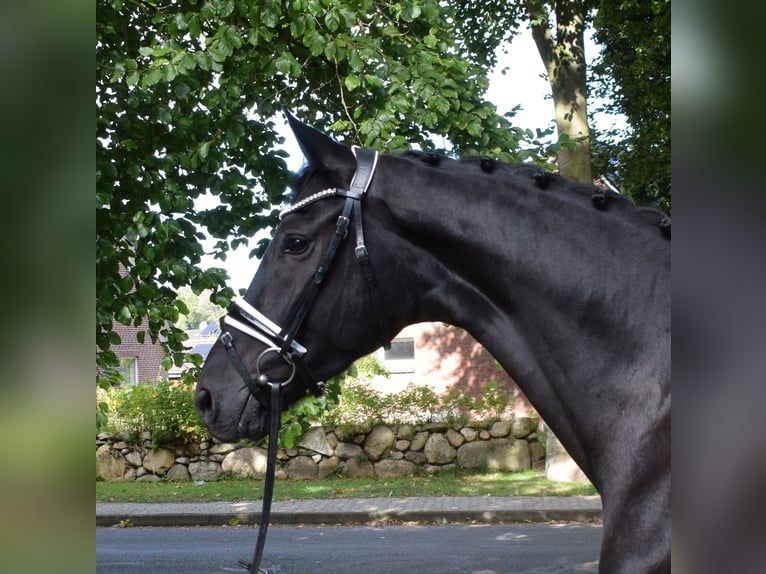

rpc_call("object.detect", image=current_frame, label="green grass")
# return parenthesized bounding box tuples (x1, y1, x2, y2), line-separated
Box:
(96, 470, 596, 503)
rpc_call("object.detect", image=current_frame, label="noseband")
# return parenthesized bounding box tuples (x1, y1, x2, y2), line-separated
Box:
(215, 146, 390, 573)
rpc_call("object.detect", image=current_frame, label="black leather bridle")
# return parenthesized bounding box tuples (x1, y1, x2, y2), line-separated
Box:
(216, 146, 391, 573)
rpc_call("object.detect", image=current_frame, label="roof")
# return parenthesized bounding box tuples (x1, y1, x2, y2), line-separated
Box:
(188, 343, 214, 361)
(200, 321, 220, 336)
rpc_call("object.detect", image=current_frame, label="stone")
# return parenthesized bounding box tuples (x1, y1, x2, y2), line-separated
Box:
(96, 444, 126, 481)
(397, 424, 416, 441)
(136, 466, 148, 477)
(143, 448, 175, 475)
(409, 432, 428, 452)
(325, 432, 338, 450)
(364, 426, 395, 461)
(511, 417, 539, 439)
(545, 426, 588, 482)
(335, 443, 364, 460)
(528, 440, 546, 463)
(136, 473, 160, 482)
(209, 442, 238, 455)
(395, 440, 411, 451)
(489, 420, 512, 438)
(166, 464, 191, 482)
(125, 451, 143, 467)
(424, 433, 457, 465)
(352, 434, 366, 445)
(113, 441, 128, 449)
(123, 467, 136, 480)
(457, 438, 531, 471)
(97, 432, 114, 441)
(333, 425, 356, 442)
(423, 422, 449, 432)
(286, 456, 319, 479)
(298, 427, 334, 456)
(188, 461, 222, 481)
(446, 428, 465, 447)
(423, 463, 455, 474)
(222, 446, 268, 478)
(460, 427, 478, 442)
(404, 451, 427, 465)
(175, 456, 190, 465)
(374, 459, 415, 478)
(479, 430, 490, 440)
(342, 458, 376, 478)
(318, 456, 340, 479)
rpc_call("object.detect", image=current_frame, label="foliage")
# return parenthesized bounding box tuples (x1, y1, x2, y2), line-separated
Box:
(589, 0, 671, 212)
(442, 379, 514, 423)
(96, 0, 541, 385)
(102, 380, 207, 446)
(275, 354, 385, 446)
(96, 0, 670, 388)
(449, 0, 670, 204)
(173, 286, 226, 331)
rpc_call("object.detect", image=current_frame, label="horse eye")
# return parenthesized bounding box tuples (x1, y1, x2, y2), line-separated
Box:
(283, 235, 309, 254)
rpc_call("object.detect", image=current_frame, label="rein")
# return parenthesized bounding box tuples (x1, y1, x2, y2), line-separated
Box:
(217, 146, 390, 574)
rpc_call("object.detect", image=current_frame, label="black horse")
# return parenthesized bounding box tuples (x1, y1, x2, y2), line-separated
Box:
(196, 111, 670, 573)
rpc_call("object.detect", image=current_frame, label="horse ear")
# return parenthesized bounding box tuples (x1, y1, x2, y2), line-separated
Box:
(282, 107, 354, 172)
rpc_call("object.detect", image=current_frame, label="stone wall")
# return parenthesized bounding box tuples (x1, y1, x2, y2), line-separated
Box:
(96, 417, 544, 482)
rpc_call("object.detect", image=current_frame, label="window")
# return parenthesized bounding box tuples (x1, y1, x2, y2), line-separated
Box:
(380, 338, 415, 373)
(118, 357, 138, 386)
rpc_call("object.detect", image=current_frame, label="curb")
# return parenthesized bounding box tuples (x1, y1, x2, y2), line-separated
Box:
(96, 496, 602, 528)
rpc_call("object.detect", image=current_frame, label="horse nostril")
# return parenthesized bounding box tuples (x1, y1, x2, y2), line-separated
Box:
(195, 388, 213, 418)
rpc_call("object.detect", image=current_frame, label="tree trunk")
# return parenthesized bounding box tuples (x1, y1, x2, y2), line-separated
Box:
(525, 0, 592, 183)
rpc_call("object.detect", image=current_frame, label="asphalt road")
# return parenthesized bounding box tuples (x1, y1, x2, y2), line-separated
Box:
(97, 523, 602, 573)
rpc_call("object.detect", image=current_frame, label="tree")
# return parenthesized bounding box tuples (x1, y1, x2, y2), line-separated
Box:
(451, 0, 670, 199)
(174, 287, 226, 331)
(524, 0, 592, 183)
(96, 0, 669, 384)
(96, 0, 538, 384)
(451, 0, 594, 182)
(590, 0, 670, 212)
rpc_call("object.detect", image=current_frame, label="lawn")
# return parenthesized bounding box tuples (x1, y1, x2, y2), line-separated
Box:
(96, 469, 596, 503)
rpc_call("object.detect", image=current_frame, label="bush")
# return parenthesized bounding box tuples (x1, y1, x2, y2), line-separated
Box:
(104, 379, 206, 445)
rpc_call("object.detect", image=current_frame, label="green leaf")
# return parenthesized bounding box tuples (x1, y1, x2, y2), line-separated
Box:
(344, 75, 361, 92)
(143, 67, 163, 86)
(199, 141, 210, 160)
(348, 49, 363, 72)
(324, 11, 340, 32)
(117, 306, 132, 324)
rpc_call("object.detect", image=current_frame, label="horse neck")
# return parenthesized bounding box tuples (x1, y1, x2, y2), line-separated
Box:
(376, 159, 670, 479)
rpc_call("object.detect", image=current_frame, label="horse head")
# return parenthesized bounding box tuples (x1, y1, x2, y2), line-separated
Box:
(196, 111, 400, 441)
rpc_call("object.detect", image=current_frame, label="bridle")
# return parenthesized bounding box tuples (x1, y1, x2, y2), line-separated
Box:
(216, 146, 391, 573)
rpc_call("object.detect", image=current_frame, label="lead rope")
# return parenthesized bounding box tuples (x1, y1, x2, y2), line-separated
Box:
(237, 381, 282, 574)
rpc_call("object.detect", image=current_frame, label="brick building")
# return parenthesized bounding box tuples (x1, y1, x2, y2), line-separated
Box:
(371, 322, 535, 415)
(109, 321, 167, 385)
